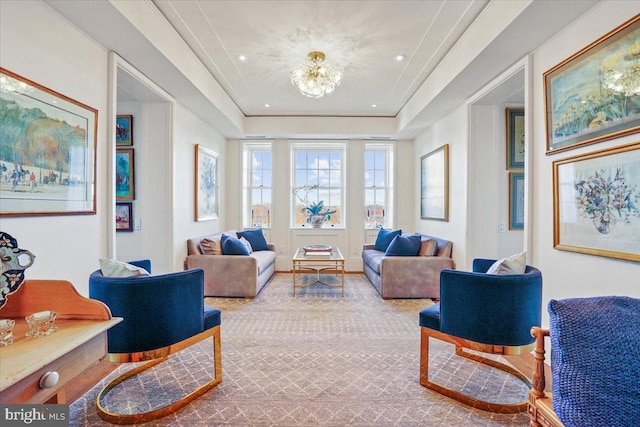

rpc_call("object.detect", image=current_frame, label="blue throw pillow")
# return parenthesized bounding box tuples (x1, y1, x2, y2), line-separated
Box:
(374, 228, 401, 252)
(385, 234, 421, 256)
(221, 235, 250, 255)
(549, 296, 640, 427)
(237, 228, 269, 251)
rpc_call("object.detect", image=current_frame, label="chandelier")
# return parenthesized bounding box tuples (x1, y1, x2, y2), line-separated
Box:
(0, 75, 34, 94)
(291, 51, 343, 98)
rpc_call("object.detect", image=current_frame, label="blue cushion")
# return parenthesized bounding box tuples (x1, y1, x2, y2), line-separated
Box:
(221, 236, 250, 255)
(385, 234, 421, 256)
(549, 296, 640, 427)
(237, 228, 269, 251)
(373, 228, 401, 251)
(419, 303, 440, 330)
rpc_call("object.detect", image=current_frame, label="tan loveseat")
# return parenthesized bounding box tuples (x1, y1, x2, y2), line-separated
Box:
(362, 234, 454, 299)
(185, 230, 276, 298)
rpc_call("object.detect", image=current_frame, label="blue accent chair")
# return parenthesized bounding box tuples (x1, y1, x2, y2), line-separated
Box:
(529, 296, 640, 427)
(89, 260, 222, 424)
(419, 258, 542, 413)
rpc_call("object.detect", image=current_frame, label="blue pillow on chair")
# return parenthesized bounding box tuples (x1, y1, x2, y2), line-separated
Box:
(221, 235, 250, 255)
(374, 228, 402, 251)
(385, 234, 421, 256)
(237, 228, 269, 251)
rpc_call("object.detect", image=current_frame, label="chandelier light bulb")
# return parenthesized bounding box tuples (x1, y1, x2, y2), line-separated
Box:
(291, 51, 343, 98)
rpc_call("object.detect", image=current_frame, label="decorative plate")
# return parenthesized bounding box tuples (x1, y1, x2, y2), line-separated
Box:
(303, 244, 332, 252)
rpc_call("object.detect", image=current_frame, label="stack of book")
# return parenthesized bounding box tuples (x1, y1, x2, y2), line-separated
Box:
(303, 245, 332, 258)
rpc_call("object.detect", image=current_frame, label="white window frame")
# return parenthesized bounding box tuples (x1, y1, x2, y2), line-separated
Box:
(242, 141, 273, 228)
(290, 141, 346, 228)
(364, 142, 394, 229)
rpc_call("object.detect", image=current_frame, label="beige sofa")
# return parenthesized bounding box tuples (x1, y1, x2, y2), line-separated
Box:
(362, 234, 454, 299)
(185, 230, 276, 298)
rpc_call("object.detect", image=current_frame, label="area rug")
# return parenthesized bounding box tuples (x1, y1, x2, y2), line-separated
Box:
(70, 273, 530, 426)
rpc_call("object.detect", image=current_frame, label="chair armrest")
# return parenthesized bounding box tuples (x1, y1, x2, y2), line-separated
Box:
(531, 327, 550, 397)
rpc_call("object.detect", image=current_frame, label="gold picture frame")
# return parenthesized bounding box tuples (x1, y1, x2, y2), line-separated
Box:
(553, 141, 640, 262)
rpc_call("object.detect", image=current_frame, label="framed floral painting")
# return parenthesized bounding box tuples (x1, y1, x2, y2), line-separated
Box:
(544, 15, 640, 154)
(553, 142, 640, 262)
(115, 202, 133, 232)
(509, 172, 525, 230)
(506, 108, 525, 169)
(195, 144, 218, 221)
(115, 148, 134, 201)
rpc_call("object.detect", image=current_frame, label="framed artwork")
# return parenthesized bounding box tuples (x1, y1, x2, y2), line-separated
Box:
(506, 108, 525, 169)
(509, 172, 525, 230)
(544, 15, 640, 154)
(116, 115, 133, 146)
(116, 148, 135, 200)
(195, 144, 219, 221)
(0, 68, 98, 217)
(553, 142, 640, 262)
(115, 202, 133, 232)
(420, 144, 449, 221)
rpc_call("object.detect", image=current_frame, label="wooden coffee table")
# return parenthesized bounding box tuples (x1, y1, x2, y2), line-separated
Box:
(292, 247, 345, 296)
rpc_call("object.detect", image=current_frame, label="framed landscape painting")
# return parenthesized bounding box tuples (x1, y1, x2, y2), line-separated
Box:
(420, 144, 449, 221)
(544, 15, 640, 154)
(116, 115, 133, 146)
(553, 142, 640, 262)
(509, 172, 525, 230)
(0, 67, 97, 216)
(195, 144, 219, 221)
(116, 148, 135, 200)
(506, 108, 525, 169)
(115, 202, 133, 232)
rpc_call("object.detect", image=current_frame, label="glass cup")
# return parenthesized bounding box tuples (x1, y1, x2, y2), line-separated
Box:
(25, 311, 58, 338)
(0, 319, 15, 346)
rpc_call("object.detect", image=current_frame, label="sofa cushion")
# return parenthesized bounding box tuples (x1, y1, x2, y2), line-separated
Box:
(385, 234, 421, 256)
(237, 228, 269, 251)
(549, 296, 640, 426)
(221, 235, 250, 255)
(374, 228, 402, 251)
(419, 238, 438, 256)
(252, 250, 276, 275)
(239, 236, 254, 253)
(486, 251, 526, 274)
(99, 258, 150, 277)
(362, 249, 385, 274)
(200, 237, 222, 255)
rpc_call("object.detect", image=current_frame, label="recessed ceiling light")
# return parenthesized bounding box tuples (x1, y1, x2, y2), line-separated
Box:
(264, 104, 270, 108)
(395, 54, 406, 61)
(237, 55, 247, 61)
(372, 104, 377, 108)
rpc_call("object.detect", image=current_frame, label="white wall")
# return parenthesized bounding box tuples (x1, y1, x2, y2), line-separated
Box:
(172, 103, 227, 271)
(531, 2, 640, 324)
(414, 104, 469, 270)
(0, 0, 108, 296)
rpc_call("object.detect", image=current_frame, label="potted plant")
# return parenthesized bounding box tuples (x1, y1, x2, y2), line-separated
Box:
(293, 184, 337, 228)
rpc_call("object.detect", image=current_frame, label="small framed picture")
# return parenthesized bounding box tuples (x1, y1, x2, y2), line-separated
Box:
(509, 172, 525, 230)
(116, 148, 135, 200)
(195, 144, 219, 221)
(115, 202, 133, 232)
(116, 115, 133, 146)
(506, 108, 525, 170)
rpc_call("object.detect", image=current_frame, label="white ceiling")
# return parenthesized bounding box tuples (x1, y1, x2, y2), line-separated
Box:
(45, 0, 600, 139)
(152, 0, 488, 117)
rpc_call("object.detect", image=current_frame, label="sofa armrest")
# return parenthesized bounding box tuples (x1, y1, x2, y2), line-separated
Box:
(267, 243, 276, 252)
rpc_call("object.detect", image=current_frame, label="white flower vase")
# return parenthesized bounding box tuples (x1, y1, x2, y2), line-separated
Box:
(309, 215, 325, 228)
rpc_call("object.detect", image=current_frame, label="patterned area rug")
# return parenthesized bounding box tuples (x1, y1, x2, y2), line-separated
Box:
(71, 274, 530, 426)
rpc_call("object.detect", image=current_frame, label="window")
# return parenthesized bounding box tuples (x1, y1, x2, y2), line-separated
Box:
(243, 142, 272, 228)
(291, 142, 345, 227)
(364, 142, 394, 228)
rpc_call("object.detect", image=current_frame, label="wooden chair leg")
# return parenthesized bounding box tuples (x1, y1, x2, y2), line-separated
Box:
(420, 329, 532, 414)
(96, 326, 222, 425)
